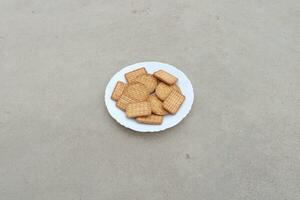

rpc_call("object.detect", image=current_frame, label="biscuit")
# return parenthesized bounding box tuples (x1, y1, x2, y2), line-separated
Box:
(125, 67, 147, 83)
(153, 70, 177, 85)
(134, 74, 157, 93)
(111, 68, 187, 125)
(124, 83, 149, 101)
(170, 84, 182, 94)
(136, 114, 163, 125)
(155, 82, 172, 101)
(163, 90, 185, 114)
(148, 95, 168, 115)
(111, 81, 126, 101)
(116, 94, 136, 110)
(126, 101, 151, 118)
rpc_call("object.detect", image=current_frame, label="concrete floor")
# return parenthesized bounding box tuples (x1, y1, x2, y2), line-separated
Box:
(0, 0, 299, 200)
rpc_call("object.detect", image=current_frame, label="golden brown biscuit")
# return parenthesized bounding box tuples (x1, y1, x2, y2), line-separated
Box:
(163, 90, 185, 114)
(153, 70, 177, 85)
(170, 84, 182, 94)
(155, 82, 172, 101)
(134, 74, 157, 93)
(125, 67, 147, 83)
(116, 94, 136, 110)
(136, 114, 163, 125)
(126, 101, 151, 118)
(148, 95, 168, 115)
(111, 81, 126, 101)
(124, 83, 149, 101)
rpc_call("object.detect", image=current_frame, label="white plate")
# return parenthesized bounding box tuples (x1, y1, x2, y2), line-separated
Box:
(104, 62, 194, 132)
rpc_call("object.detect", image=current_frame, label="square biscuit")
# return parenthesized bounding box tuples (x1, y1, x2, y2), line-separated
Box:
(163, 90, 185, 114)
(126, 101, 151, 118)
(116, 94, 136, 110)
(125, 67, 147, 83)
(155, 82, 172, 101)
(124, 83, 149, 101)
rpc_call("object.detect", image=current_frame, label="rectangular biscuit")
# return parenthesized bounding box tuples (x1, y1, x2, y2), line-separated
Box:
(125, 67, 147, 83)
(116, 94, 136, 110)
(111, 81, 126, 101)
(126, 101, 151, 118)
(163, 90, 185, 114)
(136, 114, 163, 125)
(153, 70, 177, 85)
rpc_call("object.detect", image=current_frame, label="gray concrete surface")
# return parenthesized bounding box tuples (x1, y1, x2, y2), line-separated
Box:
(0, 0, 299, 200)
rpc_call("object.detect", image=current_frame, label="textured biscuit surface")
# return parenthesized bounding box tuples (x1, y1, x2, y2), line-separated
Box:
(125, 67, 147, 83)
(170, 84, 182, 94)
(163, 90, 185, 114)
(126, 101, 151, 118)
(113, 68, 186, 125)
(124, 83, 149, 101)
(116, 94, 136, 110)
(148, 95, 168, 115)
(153, 70, 177, 85)
(155, 82, 172, 101)
(136, 114, 163, 125)
(134, 74, 157, 93)
(111, 81, 126, 101)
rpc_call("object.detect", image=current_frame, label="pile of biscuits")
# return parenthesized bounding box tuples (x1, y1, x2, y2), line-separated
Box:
(111, 67, 185, 125)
